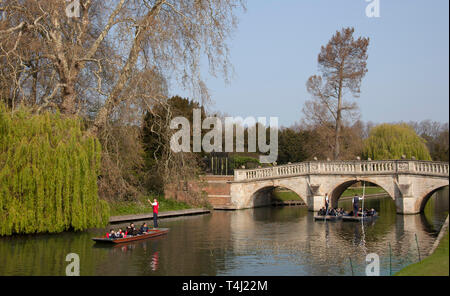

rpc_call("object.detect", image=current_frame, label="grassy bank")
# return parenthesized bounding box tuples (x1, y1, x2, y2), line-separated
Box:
(109, 195, 192, 216)
(272, 189, 303, 202)
(341, 186, 386, 197)
(395, 230, 449, 276)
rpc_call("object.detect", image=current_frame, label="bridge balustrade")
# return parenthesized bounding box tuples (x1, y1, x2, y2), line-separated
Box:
(234, 160, 449, 181)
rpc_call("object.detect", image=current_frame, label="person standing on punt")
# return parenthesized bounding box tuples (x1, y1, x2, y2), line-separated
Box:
(324, 193, 330, 214)
(148, 198, 159, 228)
(352, 195, 363, 216)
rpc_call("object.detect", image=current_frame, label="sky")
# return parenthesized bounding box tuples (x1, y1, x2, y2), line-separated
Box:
(170, 0, 449, 127)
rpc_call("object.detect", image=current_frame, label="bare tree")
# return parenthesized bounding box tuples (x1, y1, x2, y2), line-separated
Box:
(303, 27, 369, 160)
(0, 0, 245, 200)
(0, 0, 245, 125)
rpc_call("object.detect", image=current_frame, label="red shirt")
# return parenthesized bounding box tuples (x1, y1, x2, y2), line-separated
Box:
(152, 201, 159, 214)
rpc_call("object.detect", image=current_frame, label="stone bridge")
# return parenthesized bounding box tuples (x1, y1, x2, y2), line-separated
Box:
(228, 160, 449, 214)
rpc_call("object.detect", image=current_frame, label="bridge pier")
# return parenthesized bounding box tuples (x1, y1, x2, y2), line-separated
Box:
(395, 196, 420, 214)
(309, 195, 325, 212)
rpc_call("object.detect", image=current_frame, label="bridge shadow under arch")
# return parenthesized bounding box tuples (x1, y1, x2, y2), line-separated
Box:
(329, 179, 392, 209)
(419, 185, 449, 213)
(418, 186, 449, 234)
(250, 186, 306, 208)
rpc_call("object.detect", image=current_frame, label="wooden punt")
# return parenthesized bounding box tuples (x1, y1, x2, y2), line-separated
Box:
(342, 213, 379, 222)
(314, 215, 343, 221)
(92, 228, 169, 244)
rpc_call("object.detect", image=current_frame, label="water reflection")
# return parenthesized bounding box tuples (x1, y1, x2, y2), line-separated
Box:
(0, 188, 447, 276)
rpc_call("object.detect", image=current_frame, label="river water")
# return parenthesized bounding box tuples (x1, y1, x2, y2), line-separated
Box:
(0, 188, 448, 276)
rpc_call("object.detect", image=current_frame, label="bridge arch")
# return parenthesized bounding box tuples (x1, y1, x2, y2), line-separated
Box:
(249, 183, 307, 208)
(329, 178, 394, 208)
(417, 184, 449, 213)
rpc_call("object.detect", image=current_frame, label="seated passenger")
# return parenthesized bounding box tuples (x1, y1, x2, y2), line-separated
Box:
(107, 229, 116, 239)
(126, 223, 138, 236)
(116, 228, 124, 238)
(357, 208, 363, 217)
(140, 223, 149, 234)
(318, 207, 326, 216)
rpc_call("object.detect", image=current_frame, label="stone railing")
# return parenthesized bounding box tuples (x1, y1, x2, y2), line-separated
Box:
(233, 160, 449, 181)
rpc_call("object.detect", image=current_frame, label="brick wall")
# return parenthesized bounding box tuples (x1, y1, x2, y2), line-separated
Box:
(164, 175, 234, 209)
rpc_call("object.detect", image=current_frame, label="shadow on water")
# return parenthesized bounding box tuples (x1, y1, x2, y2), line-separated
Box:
(0, 187, 448, 275)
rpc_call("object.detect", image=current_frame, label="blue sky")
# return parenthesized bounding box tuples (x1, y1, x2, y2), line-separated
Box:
(171, 0, 449, 127)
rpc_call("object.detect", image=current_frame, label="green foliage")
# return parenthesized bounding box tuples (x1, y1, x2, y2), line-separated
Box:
(0, 104, 109, 235)
(363, 123, 432, 160)
(277, 128, 309, 164)
(229, 155, 260, 169)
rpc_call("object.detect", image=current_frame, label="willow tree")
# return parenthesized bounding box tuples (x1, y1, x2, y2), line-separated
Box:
(363, 123, 432, 160)
(303, 27, 369, 160)
(0, 104, 109, 235)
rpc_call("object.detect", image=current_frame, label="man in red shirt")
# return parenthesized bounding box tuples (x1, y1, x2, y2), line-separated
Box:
(148, 198, 159, 228)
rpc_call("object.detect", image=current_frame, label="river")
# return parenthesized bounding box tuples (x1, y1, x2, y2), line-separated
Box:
(0, 187, 448, 276)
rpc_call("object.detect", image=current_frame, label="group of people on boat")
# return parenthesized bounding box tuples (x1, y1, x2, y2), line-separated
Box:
(318, 193, 377, 217)
(104, 198, 160, 240)
(106, 222, 151, 239)
(317, 207, 346, 216)
(354, 208, 377, 217)
(317, 206, 377, 217)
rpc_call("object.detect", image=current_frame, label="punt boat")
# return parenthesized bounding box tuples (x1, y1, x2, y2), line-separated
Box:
(314, 215, 343, 221)
(342, 213, 379, 222)
(92, 228, 169, 244)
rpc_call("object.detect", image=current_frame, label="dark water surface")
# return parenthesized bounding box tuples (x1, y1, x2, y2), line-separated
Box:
(0, 188, 448, 276)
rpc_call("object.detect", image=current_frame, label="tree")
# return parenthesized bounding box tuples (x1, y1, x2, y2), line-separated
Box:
(277, 127, 309, 164)
(0, 104, 109, 235)
(1, 0, 245, 200)
(303, 27, 369, 160)
(0, 0, 244, 127)
(363, 123, 432, 160)
(408, 120, 449, 161)
(299, 121, 364, 161)
(141, 96, 207, 194)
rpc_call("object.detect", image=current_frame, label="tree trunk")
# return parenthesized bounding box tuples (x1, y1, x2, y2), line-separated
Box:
(88, 0, 165, 136)
(60, 79, 77, 115)
(334, 72, 344, 160)
(334, 108, 341, 160)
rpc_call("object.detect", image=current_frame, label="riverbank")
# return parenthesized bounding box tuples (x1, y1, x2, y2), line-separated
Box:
(394, 230, 449, 276)
(108, 195, 211, 223)
(395, 215, 449, 276)
(108, 195, 193, 216)
(109, 208, 211, 223)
